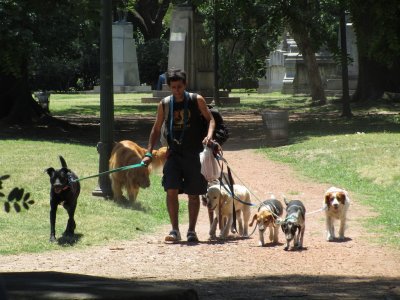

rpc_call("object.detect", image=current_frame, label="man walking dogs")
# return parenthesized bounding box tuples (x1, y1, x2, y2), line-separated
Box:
(142, 69, 215, 242)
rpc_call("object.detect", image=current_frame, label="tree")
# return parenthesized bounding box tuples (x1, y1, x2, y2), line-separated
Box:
(194, 0, 283, 90)
(112, 0, 171, 86)
(0, 0, 100, 125)
(349, 0, 400, 101)
(280, 0, 342, 105)
(127, 0, 171, 41)
(194, 0, 340, 104)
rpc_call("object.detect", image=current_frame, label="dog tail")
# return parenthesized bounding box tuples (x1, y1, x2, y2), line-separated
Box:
(59, 156, 68, 168)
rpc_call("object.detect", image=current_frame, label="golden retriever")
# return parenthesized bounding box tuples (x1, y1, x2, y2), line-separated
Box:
(206, 184, 251, 239)
(109, 140, 167, 203)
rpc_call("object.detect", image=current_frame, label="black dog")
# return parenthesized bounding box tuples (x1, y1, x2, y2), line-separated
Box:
(45, 156, 80, 242)
(281, 198, 306, 251)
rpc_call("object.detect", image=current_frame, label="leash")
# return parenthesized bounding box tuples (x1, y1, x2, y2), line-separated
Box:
(218, 183, 257, 207)
(70, 162, 146, 182)
(216, 154, 257, 207)
(306, 205, 327, 215)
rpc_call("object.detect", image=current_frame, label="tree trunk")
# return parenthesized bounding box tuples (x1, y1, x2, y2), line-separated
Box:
(291, 27, 327, 105)
(350, 0, 400, 102)
(352, 57, 386, 102)
(130, 0, 170, 40)
(0, 74, 44, 125)
(0, 74, 72, 128)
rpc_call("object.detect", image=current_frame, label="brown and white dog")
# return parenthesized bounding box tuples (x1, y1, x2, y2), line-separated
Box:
(249, 198, 283, 246)
(109, 140, 167, 203)
(324, 186, 350, 241)
(206, 184, 251, 239)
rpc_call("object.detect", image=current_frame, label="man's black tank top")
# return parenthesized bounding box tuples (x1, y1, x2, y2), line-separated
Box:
(167, 93, 204, 154)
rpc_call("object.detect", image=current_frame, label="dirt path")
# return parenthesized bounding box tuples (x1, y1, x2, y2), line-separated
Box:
(0, 112, 399, 299)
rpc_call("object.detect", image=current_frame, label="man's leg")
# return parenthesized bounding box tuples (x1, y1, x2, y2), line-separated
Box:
(166, 189, 180, 231)
(188, 194, 200, 232)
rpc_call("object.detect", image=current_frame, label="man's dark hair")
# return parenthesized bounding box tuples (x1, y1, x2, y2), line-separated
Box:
(166, 68, 186, 85)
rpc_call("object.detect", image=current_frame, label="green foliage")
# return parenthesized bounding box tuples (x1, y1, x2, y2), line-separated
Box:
(350, 0, 400, 68)
(282, 0, 340, 53)
(193, 0, 341, 89)
(137, 38, 169, 88)
(194, 0, 283, 88)
(0, 0, 100, 90)
(0, 175, 35, 213)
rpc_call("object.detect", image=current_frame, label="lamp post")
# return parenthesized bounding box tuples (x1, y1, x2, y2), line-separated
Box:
(339, 1, 352, 118)
(213, 0, 221, 106)
(92, 0, 114, 198)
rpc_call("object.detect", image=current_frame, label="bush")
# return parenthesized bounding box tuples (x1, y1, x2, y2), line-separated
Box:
(137, 38, 169, 89)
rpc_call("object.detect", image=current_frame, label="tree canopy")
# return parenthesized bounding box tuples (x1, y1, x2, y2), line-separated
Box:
(0, 0, 100, 123)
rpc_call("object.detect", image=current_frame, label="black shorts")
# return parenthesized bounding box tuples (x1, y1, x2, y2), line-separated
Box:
(162, 151, 207, 195)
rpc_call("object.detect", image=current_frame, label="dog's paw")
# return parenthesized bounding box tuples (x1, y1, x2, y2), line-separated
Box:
(63, 230, 75, 238)
(208, 234, 217, 241)
(49, 236, 56, 243)
(283, 246, 289, 251)
(218, 234, 227, 240)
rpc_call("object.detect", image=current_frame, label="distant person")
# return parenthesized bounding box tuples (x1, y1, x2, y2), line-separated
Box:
(142, 68, 215, 242)
(156, 72, 166, 90)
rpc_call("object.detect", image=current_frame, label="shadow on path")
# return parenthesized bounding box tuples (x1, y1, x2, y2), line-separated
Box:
(1, 271, 399, 300)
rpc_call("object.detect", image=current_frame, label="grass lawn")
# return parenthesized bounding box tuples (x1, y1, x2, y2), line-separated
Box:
(0, 141, 181, 255)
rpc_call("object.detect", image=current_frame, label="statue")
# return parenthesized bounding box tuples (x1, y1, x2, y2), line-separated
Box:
(116, 0, 128, 23)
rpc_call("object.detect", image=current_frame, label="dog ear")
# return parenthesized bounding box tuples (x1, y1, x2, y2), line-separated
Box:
(249, 213, 258, 227)
(324, 193, 331, 207)
(337, 192, 346, 204)
(45, 167, 55, 176)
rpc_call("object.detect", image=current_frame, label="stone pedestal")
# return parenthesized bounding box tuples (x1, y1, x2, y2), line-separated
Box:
(93, 22, 151, 93)
(112, 22, 140, 89)
(259, 19, 359, 96)
(258, 51, 286, 93)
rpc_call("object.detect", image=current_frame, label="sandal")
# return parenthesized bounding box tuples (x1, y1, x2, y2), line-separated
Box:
(187, 231, 199, 243)
(165, 230, 181, 242)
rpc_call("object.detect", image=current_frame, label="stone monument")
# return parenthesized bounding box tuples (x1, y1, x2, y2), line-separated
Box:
(112, 22, 150, 92)
(93, 20, 151, 93)
(258, 50, 286, 93)
(258, 20, 359, 96)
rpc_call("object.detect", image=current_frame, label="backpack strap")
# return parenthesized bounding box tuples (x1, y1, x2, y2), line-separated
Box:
(161, 95, 172, 122)
(160, 96, 171, 147)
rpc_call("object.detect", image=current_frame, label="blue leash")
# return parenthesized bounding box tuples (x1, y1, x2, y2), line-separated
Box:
(70, 162, 146, 183)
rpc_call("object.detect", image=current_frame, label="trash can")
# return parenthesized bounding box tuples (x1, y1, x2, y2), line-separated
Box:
(35, 91, 50, 113)
(261, 110, 289, 146)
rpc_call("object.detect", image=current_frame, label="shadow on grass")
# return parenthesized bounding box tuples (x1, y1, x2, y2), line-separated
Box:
(57, 233, 83, 246)
(112, 196, 150, 213)
(1, 271, 398, 299)
(289, 113, 400, 145)
(1, 97, 399, 151)
(54, 104, 157, 116)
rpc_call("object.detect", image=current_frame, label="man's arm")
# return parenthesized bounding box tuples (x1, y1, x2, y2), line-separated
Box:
(142, 102, 164, 165)
(197, 95, 215, 145)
